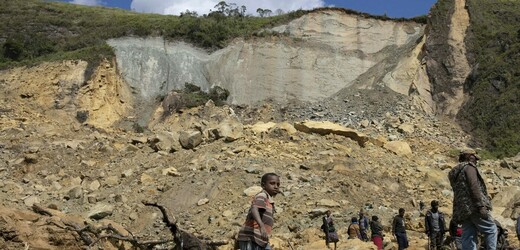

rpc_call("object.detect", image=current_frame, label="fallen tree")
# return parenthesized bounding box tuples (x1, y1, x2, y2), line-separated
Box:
(31, 201, 228, 250)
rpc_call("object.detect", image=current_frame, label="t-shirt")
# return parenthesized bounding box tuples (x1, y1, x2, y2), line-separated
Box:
(237, 191, 275, 247)
(392, 215, 406, 234)
(431, 212, 440, 232)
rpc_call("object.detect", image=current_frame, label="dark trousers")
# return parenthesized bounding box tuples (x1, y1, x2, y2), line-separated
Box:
(428, 231, 444, 250)
(396, 232, 409, 250)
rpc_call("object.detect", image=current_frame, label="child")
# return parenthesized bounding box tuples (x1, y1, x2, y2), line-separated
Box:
(237, 173, 280, 250)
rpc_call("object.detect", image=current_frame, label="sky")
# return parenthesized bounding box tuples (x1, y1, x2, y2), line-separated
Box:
(53, 0, 438, 18)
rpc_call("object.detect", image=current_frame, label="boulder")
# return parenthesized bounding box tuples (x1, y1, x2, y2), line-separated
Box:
(139, 173, 154, 185)
(274, 122, 297, 134)
(384, 141, 413, 156)
(162, 167, 181, 177)
(88, 180, 101, 191)
(250, 121, 277, 134)
(492, 186, 520, 207)
(148, 131, 181, 153)
(243, 186, 263, 197)
(294, 121, 368, 147)
(179, 130, 203, 149)
(500, 153, 520, 169)
(197, 198, 209, 206)
(23, 196, 40, 207)
(398, 123, 415, 134)
(210, 120, 243, 142)
(66, 186, 83, 200)
(87, 204, 114, 220)
(316, 199, 340, 207)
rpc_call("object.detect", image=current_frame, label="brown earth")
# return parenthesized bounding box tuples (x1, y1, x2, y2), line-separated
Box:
(1, 61, 519, 250)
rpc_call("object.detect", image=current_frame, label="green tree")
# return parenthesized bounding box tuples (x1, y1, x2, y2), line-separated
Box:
(214, 1, 229, 14)
(256, 8, 264, 17)
(180, 9, 198, 17)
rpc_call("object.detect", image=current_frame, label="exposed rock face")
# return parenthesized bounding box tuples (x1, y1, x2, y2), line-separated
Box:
(77, 59, 133, 128)
(108, 10, 430, 114)
(426, 0, 471, 117)
(0, 59, 132, 129)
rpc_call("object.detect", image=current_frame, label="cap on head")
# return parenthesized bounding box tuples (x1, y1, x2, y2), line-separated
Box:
(459, 148, 480, 160)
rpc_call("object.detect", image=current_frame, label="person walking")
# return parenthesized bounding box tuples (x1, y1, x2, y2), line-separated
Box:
(322, 210, 339, 250)
(448, 148, 497, 250)
(425, 200, 446, 250)
(392, 208, 409, 250)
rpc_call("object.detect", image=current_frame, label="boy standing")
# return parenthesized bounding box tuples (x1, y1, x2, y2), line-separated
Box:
(237, 173, 280, 250)
(425, 200, 446, 250)
(392, 208, 409, 250)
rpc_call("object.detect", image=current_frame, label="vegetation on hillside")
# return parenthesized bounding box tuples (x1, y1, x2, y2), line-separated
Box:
(0, 0, 309, 69)
(461, 0, 520, 158)
(0, 0, 427, 70)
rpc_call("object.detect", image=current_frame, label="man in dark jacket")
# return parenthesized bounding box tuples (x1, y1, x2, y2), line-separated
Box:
(425, 200, 446, 250)
(448, 148, 497, 250)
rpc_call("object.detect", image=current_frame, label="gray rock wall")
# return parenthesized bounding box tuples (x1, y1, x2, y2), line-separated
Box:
(108, 10, 428, 109)
(108, 37, 210, 99)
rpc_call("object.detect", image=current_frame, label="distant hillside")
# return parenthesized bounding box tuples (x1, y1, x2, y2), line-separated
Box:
(3, 0, 519, 158)
(0, 0, 310, 69)
(460, 0, 520, 158)
(0, 0, 424, 70)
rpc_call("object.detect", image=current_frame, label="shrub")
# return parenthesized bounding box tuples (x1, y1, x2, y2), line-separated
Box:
(3, 39, 24, 60)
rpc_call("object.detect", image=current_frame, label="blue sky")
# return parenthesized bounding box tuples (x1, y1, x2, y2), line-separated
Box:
(52, 0, 437, 18)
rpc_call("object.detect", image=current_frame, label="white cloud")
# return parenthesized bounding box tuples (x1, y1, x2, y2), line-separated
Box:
(70, 0, 104, 6)
(130, 0, 325, 16)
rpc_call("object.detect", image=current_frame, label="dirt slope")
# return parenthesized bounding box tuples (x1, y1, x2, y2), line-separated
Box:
(1, 61, 519, 250)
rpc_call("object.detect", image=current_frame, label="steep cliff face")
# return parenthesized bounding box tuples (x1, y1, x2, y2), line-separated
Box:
(108, 10, 430, 115)
(0, 60, 132, 130)
(425, 0, 471, 117)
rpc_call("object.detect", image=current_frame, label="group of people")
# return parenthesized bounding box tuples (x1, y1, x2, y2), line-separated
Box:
(321, 208, 383, 250)
(234, 148, 519, 250)
(322, 202, 449, 250)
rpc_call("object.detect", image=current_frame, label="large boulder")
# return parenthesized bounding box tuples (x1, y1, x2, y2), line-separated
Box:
(148, 131, 181, 152)
(179, 130, 203, 149)
(294, 121, 368, 146)
(209, 119, 243, 142)
(492, 186, 520, 207)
